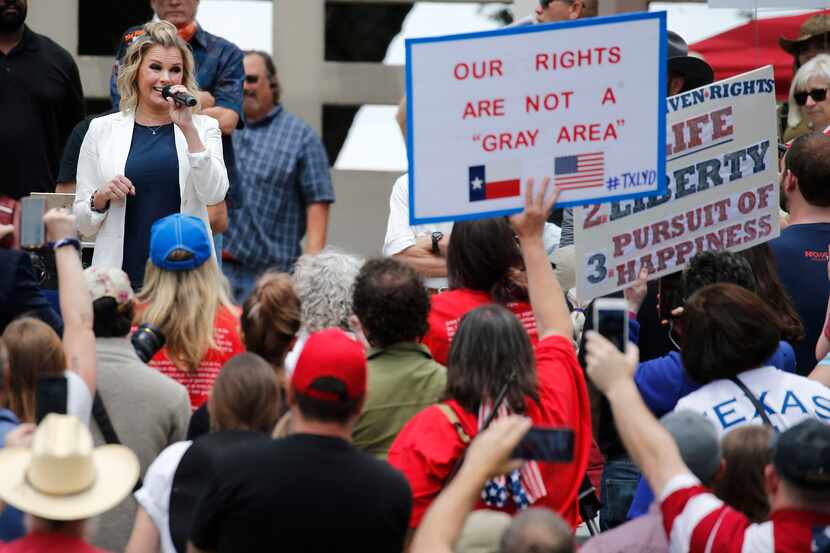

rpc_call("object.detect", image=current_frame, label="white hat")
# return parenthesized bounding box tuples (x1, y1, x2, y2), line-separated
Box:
(552, 245, 576, 292)
(0, 414, 139, 521)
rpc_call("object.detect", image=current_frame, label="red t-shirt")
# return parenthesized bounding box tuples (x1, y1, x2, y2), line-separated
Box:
(422, 289, 538, 365)
(0, 533, 108, 552)
(148, 305, 244, 410)
(387, 334, 592, 529)
(661, 473, 830, 553)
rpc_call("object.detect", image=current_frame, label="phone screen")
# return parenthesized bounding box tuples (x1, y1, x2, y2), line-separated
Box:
(658, 272, 685, 322)
(596, 306, 627, 351)
(512, 427, 574, 462)
(19, 197, 46, 249)
(35, 376, 68, 424)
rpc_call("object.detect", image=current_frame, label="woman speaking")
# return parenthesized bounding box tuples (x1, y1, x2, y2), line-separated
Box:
(74, 21, 228, 289)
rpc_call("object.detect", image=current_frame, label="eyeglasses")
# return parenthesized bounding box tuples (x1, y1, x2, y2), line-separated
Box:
(794, 88, 828, 106)
(539, 0, 573, 6)
(244, 75, 260, 85)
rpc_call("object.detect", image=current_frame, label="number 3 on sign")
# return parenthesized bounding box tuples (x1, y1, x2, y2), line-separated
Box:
(586, 252, 608, 284)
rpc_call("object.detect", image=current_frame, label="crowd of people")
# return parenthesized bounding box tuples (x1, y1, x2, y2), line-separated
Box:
(1, 0, 830, 552)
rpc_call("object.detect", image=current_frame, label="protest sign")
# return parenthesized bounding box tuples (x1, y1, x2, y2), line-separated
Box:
(574, 66, 780, 301)
(405, 12, 667, 225)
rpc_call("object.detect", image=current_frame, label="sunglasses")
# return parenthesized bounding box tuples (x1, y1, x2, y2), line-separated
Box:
(244, 75, 260, 85)
(794, 88, 828, 106)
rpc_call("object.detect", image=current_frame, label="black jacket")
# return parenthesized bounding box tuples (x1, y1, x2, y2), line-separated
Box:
(0, 250, 63, 336)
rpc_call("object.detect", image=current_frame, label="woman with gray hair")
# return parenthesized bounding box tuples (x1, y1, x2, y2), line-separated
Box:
(785, 53, 830, 141)
(284, 247, 363, 372)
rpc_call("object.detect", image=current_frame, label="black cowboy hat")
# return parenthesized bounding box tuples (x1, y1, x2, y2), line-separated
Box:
(668, 30, 715, 93)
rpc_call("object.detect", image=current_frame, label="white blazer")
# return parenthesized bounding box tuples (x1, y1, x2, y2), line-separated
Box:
(73, 111, 229, 269)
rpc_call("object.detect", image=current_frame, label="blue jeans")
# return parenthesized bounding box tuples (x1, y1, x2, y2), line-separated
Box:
(213, 233, 224, 271)
(222, 261, 260, 305)
(599, 456, 641, 531)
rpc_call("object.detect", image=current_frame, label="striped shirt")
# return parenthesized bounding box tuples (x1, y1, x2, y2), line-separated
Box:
(660, 473, 830, 553)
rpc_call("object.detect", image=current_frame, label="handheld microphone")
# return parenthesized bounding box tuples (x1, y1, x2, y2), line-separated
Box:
(162, 85, 197, 107)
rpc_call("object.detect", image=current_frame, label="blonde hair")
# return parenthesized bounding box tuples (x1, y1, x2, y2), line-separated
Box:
(117, 20, 201, 114)
(137, 254, 233, 371)
(788, 53, 830, 129)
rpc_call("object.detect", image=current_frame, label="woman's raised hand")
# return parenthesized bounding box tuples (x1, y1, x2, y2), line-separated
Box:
(166, 84, 196, 129)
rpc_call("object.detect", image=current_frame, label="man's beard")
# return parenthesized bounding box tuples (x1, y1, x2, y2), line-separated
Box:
(0, 3, 26, 34)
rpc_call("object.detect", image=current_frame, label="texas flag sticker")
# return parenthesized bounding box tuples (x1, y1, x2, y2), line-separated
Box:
(468, 161, 521, 202)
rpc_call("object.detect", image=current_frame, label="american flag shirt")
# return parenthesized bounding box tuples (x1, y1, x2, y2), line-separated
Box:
(661, 473, 830, 553)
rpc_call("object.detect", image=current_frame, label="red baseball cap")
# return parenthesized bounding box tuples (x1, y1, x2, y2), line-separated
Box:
(291, 328, 367, 402)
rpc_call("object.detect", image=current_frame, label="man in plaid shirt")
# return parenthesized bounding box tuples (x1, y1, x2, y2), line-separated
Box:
(223, 51, 334, 303)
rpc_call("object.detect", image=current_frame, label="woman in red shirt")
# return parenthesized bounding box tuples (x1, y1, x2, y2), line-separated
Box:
(389, 180, 591, 530)
(136, 214, 244, 410)
(422, 216, 539, 365)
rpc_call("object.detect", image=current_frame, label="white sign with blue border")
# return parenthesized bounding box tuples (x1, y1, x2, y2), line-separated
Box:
(406, 11, 668, 225)
(708, 0, 829, 7)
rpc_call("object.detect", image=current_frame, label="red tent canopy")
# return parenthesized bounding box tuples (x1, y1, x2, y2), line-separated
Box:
(690, 10, 828, 101)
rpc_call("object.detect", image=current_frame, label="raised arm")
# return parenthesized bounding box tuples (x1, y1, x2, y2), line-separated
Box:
(410, 416, 531, 553)
(45, 209, 96, 395)
(509, 178, 571, 340)
(584, 332, 687, 495)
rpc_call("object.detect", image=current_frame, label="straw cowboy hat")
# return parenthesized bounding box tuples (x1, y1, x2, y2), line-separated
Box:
(780, 14, 830, 56)
(0, 414, 139, 521)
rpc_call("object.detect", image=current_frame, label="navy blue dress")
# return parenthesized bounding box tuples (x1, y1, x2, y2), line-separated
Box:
(122, 123, 181, 289)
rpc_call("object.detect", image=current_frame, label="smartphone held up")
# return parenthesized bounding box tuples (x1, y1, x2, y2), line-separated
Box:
(593, 298, 628, 352)
(19, 197, 46, 249)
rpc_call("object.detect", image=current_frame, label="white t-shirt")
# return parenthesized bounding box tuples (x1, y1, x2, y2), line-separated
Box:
(383, 174, 454, 289)
(134, 441, 193, 553)
(383, 174, 562, 289)
(675, 366, 830, 437)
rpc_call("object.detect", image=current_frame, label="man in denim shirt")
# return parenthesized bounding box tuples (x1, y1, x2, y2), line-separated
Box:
(223, 51, 335, 303)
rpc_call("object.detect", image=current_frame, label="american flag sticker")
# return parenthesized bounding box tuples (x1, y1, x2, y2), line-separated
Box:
(554, 152, 605, 190)
(469, 160, 521, 202)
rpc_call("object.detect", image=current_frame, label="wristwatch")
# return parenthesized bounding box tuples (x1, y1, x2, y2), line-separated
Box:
(51, 237, 81, 252)
(90, 192, 109, 214)
(431, 231, 444, 255)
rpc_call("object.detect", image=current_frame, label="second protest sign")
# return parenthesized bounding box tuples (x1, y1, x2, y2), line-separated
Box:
(574, 66, 780, 301)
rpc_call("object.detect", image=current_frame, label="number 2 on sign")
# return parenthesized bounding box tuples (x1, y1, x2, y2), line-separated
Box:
(587, 253, 607, 284)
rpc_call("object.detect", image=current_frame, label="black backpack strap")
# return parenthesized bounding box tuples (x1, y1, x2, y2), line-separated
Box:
(729, 376, 776, 430)
(92, 392, 143, 490)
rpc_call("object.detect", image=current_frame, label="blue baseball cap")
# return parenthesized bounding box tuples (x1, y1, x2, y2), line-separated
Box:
(149, 214, 212, 272)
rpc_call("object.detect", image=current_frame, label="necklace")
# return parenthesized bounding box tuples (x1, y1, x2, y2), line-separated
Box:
(136, 108, 170, 135)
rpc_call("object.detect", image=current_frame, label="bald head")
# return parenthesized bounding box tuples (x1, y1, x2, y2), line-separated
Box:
(580, 0, 598, 17)
(500, 508, 574, 553)
(535, 0, 598, 23)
